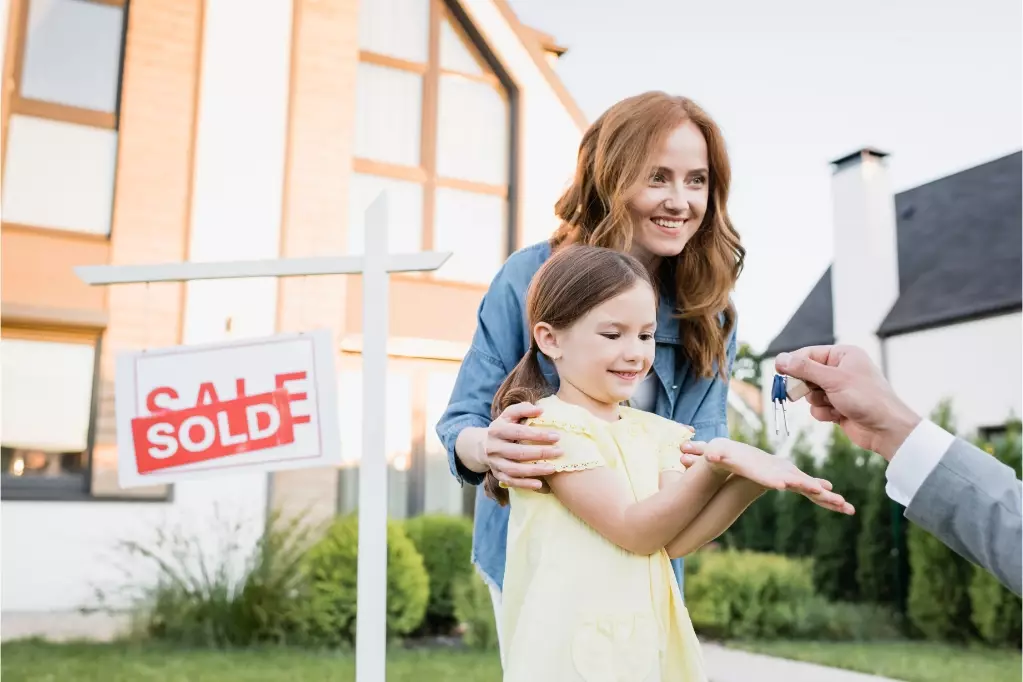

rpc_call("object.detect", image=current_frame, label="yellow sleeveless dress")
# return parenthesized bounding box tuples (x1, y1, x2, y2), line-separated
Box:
(500, 395, 708, 682)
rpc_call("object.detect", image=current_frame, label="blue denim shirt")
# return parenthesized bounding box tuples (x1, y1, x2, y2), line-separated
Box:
(436, 240, 736, 594)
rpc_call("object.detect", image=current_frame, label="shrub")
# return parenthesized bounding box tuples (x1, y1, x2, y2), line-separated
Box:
(856, 459, 909, 613)
(774, 434, 819, 557)
(813, 427, 872, 602)
(684, 549, 815, 640)
(404, 514, 474, 635)
(719, 426, 779, 552)
(969, 422, 1022, 647)
(685, 549, 904, 642)
(91, 509, 321, 647)
(296, 515, 429, 646)
(453, 571, 498, 651)
(791, 598, 903, 642)
(906, 400, 974, 642)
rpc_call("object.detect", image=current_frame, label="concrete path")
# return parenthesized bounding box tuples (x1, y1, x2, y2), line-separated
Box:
(703, 642, 902, 682)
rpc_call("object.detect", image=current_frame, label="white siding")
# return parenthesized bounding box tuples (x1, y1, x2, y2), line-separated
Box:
(1, 0, 293, 632)
(885, 313, 1022, 436)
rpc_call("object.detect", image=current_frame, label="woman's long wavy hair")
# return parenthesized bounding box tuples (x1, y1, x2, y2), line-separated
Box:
(484, 245, 653, 505)
(550, 91, 744, 380)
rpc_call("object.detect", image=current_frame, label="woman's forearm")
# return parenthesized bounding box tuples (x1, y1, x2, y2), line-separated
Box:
(455, 426, 490, 474)
(664, 477, 766, 558)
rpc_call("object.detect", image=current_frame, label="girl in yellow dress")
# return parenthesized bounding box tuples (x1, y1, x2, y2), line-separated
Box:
(486, 244, 855, 682)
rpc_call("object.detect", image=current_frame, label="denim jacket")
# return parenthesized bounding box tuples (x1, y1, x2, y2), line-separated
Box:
(436, 241, 736, 594)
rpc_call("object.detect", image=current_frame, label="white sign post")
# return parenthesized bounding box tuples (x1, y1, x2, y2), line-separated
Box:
(76, 193, 450, 682)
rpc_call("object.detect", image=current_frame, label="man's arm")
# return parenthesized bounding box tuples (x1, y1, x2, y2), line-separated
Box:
(900, 435, 1022, 596)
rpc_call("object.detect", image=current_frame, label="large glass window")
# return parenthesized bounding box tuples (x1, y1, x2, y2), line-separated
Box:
(1, 0, 128, 236)
(353, 0, 512, 283)
(336, 355, 468, 519)
(1, 330, 99, 493)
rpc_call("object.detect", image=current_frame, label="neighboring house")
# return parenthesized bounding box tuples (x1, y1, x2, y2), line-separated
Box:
(727, 378, 765, 439)
(759, 148, 1022, 457)
(0, 0, 585, 639)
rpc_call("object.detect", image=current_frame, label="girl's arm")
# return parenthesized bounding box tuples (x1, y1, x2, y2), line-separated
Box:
(662, 438, 858, 557)
(664, 476, 765, 558)
(546, 457, 731, 556)
(547, 435, 846, 556)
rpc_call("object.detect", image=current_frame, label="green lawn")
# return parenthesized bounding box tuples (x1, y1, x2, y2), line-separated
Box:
(0, 640, 501, 682)
(730, 639, 1022, 682)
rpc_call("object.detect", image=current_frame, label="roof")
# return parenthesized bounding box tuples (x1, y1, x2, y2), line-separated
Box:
(490, 0, 588, 131)
(764, 150, 1022, 357)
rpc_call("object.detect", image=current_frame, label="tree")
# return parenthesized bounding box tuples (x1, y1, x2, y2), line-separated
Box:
(855, 458, 909, 613)
(732, 342, 762, 388)
(812, 426, 872, 602)
(906, 399, 974, 641)
(718, 424, 779, 552)
(774, 433, 819, 557)
(969, 419, 1022, 647)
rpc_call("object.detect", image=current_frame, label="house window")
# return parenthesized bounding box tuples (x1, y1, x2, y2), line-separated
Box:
(335, 354, 469, 518)
(0, 328, 100, 497)
(353, 0, 513, 285)
(1, 0, 128, 237)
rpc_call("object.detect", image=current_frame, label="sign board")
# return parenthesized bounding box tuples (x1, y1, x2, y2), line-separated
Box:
(114, 329, 340, 487)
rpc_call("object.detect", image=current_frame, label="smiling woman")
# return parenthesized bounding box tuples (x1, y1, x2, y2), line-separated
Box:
(434, 91, 748, 667)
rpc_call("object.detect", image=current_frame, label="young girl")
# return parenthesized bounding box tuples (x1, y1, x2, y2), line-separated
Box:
(489, 245, 853, 682)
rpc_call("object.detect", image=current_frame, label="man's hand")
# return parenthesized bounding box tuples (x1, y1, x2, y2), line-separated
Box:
(775, 345, 921, 461)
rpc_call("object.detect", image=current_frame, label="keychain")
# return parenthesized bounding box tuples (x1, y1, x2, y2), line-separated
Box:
(770, 374, 810, 435)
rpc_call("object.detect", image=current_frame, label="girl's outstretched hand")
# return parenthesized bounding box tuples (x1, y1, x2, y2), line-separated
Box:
(681, 439, 855, 516)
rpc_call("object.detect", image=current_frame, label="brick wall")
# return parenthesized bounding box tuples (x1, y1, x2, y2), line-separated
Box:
(91, 0, 204, 497)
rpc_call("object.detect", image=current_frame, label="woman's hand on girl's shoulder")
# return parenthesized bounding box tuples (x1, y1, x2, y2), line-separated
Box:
(484, 402, 564, 491)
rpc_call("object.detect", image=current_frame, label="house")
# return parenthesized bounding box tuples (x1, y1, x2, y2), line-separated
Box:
(759, 148, 1022, 456)
(0, 0, 586, 640)
(727, 378, 765, 439)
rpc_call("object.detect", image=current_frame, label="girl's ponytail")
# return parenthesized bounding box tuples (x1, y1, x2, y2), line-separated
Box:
(484, 340, 551, 506)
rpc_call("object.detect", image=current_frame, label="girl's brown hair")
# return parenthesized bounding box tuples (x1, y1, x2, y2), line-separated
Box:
(550, 91, 744, 380)
(484, 244, 653, 505)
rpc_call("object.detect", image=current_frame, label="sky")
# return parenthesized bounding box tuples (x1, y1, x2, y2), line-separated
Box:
(507, 0, 1022, 352)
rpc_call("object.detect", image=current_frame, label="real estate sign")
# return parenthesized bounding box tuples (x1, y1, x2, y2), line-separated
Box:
(114, 329, 340, 488)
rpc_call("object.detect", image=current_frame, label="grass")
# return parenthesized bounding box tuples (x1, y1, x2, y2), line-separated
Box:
(730, 639, 1022, 682)
(0, 640, 501, 682)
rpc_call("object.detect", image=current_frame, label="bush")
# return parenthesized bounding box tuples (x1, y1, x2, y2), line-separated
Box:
(453, 571, 499, 651)
(719, 426, 779, 552)
(774, 434, 819, 557)
(856, 459, 909, 613)
(685, 549, 815, 640)
(296, 515, 429, 646)
(92, 509, 321, 647)
(906, 400, 974, 642)
(404, 515, 474, 635)
(812, 427, 872, 602)
(792, 598, 903, 642)
(969, 422, 1022, 647)
(685, 549, 903, 642)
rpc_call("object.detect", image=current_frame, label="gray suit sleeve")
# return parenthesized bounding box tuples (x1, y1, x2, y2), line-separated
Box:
(905, 437, 1022, 596)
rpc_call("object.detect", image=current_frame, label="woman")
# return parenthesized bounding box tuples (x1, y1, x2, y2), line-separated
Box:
(435, 91, 744, 654)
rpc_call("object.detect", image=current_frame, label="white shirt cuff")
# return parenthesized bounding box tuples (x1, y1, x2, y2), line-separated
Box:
(884, 419, 955, 507)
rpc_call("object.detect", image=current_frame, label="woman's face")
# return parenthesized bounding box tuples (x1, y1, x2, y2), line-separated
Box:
(626, 119, 710, 269)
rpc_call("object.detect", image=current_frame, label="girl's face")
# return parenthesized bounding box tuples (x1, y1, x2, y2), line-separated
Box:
(534, 281, 657, 419)
(626, 119, 710, 270)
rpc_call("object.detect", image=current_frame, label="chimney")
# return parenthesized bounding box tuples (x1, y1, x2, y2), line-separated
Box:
(829, 148, 900, 366)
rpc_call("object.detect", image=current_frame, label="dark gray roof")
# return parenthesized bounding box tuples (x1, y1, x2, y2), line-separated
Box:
(764, 150, 1022, 357)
